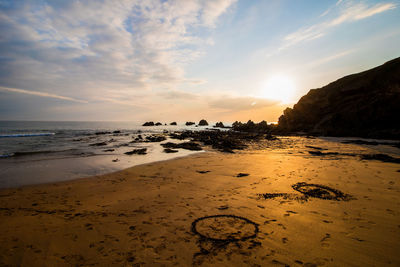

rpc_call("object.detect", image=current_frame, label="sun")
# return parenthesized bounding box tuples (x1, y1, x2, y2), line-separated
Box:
(260, 74, 297, 104)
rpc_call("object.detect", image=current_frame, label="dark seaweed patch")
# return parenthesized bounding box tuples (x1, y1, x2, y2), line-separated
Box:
(259, 183, 353, 201)
(257, 193, 308, 201)
(292, 182, 352, 201)
(258, 193, 288, 199)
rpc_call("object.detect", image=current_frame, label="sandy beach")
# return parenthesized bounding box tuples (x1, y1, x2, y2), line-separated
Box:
(0, 137, 399, 266)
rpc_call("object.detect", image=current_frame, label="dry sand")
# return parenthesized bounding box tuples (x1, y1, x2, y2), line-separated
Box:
(0, 137, 399, 266)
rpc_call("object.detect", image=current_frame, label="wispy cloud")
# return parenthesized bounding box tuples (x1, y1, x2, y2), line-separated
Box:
(281, 0, 396, 50)
(0, 86, 88, 103)
(0, 0, 236, 105)
(306, 49, 354, 68)
(330, 2, 396, 26)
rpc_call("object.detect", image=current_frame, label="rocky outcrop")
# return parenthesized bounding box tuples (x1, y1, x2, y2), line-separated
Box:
(155, 122, 162, 126)
(277, 57, 400, 139)
(145, 135, 166, 142)
(198, 119, 208, 126)
(232, 120, 270, 133)
(161, 142, 202, 151)
(163, 148, 179, 153)
(125, 148, 147, 155)
(169, 130, 252, 153)
(214, 122, 225, 128)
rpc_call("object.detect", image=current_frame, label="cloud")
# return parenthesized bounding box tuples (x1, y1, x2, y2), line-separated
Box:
(157, 90, 199, 100)
(208, 95, 279, 111)
(306, 49, 354, 68)
(201, 0, 236, 27)
(0, 86, 88, 103)
(0, 0, 235, 106)
(281, 0, 396, 50)
(157, 89, 279, 111)
(329, 2, 396, 26)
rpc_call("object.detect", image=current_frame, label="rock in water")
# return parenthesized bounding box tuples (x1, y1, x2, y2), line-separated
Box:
(185, 121, 195, 126)
(161, 142, 202, 151)
(163, 148, 179, 153)
(125, 148, 147, 155)
(214, 122, 225, 128)
(277, 57, 400, 139)
(198, 119, 208, 126)
(142, 122, 154, 126)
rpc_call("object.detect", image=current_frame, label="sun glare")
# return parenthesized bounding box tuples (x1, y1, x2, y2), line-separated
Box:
(260, 75, 297, 104)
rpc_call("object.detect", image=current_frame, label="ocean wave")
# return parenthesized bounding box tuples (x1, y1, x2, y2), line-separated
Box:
(0, 133, 55, 138)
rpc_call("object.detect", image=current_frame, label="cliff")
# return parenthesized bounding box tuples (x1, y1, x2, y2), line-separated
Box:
(278, 57, 400, 139)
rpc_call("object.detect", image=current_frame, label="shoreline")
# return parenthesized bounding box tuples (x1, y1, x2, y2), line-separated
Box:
(0, 134, 206, 189)
(0, 136, 399, 266)
(0, 150, 208, 191)
(1, 133, 399, 189)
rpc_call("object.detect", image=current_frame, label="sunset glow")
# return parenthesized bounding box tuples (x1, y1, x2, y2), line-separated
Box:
(260, 75, 297, 104)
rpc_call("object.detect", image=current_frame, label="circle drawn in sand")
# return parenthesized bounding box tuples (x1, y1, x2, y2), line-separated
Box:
(191, 215, 259, 242)
(292, 182, 351, 201)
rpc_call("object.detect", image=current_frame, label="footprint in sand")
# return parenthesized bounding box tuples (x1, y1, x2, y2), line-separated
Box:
(320, 233, 331, 248)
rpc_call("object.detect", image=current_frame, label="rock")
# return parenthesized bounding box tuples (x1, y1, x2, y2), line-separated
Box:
(142, 122, 154, 126)
(163, 148, 179, 153)
(125, 148, 147, 155)
(214, 122, 225, 128)
(232, 120, 270, 133)
(236, 173, 249, 177)
(89, 141, 108, 146)
(155, 122, 162, 126)
(170, 122, 177, 125)
(360, 153, 400, 163)
(196, 170, 210, 174)
(169, 130, 249, 153)
(161, 142, 202, 151)
(198, 119, 208, 126)
(277, 57, 400, 139)
(103, 149, 115, 152)
(112, 130, 121, 134)
(185, 122, 195, 126)
(308, 151, 339, 156)
(145, 135, 166, 142)
(265, 132, 278, 140)
(95, 131, 111, 135)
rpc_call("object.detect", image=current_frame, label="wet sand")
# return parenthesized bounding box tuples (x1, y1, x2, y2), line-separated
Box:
(0, 137, 399, 266)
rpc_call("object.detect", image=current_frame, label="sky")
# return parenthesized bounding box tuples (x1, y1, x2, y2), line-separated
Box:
(0, 0, 399, 122)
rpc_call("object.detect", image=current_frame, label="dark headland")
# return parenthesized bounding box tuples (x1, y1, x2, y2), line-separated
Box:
(277, 57, 400, 139)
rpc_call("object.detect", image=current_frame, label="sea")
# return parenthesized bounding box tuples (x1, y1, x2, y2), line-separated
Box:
(1, 121, 399, 189)
(0, 121, 219, 188)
